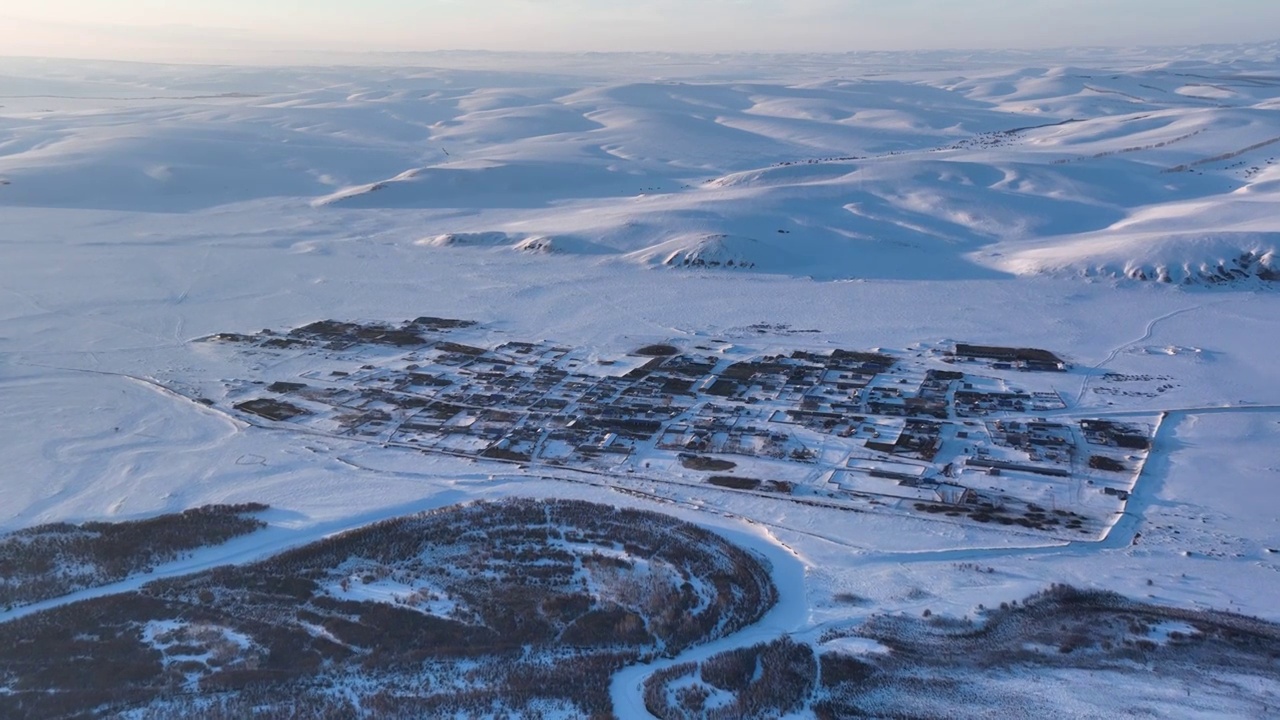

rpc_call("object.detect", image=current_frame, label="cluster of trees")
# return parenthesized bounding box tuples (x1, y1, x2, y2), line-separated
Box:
(0, 499, 777, 719)
(815, 585, 1280, 718)
(639, 584, 1280, 720)
(132, 686, 604, 720)
(0, 504, 268, 609)
(644, 637, 817, 720)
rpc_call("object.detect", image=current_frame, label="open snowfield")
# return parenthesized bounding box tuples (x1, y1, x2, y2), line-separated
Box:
(2, 45, 1279, 717)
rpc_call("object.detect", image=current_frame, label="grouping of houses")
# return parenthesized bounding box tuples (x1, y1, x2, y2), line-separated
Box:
(210, 319, 1152, 534)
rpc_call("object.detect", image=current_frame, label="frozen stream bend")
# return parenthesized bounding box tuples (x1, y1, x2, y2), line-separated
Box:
(604, 404, 1280, 718)
(4, 367, 1278, 718)
(609, 522, 811, 720)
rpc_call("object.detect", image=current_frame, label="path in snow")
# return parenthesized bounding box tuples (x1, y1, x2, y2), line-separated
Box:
(1074, 301, 1223, 408)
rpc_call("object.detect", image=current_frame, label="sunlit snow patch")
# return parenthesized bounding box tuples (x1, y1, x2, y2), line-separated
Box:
(626, 233, 794, 271)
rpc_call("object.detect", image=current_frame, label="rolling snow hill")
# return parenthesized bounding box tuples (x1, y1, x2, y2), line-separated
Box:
(1, 52, 1278, 283)
(2, 48, 1280, 718)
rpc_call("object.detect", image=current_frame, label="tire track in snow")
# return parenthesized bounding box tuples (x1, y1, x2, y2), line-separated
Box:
(1074, 302, 1220, 408)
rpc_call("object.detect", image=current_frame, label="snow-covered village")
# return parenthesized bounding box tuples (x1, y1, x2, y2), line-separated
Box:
(2, 3, 1279, 717)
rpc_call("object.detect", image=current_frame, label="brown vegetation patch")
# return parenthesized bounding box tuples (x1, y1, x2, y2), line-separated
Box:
(635, 344, 680, 357)
(708, 476, 762, 491)
(680, 456, 737, 472)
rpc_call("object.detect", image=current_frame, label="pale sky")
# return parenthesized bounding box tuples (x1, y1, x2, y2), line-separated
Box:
(2, 0, 1278, 63)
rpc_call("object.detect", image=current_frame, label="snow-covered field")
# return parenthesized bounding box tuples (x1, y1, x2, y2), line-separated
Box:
(2, 45, 1279, 717)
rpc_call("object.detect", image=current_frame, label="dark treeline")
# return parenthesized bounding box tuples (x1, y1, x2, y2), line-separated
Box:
(0, 498, 776, 719)
(0, 504, 269, 609)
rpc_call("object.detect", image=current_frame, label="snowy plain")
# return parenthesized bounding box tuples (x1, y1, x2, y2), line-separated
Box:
(1, 44, 1279, 717)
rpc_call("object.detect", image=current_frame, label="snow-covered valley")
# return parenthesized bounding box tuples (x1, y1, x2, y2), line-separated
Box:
(1, 46, 1278, 718)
